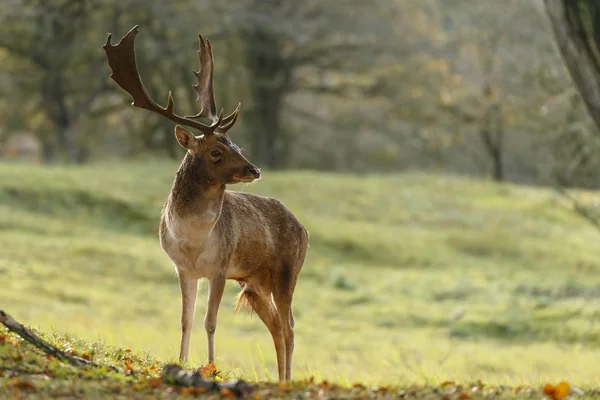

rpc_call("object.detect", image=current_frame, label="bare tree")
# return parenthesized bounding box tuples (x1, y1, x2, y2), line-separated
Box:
(544, 0, 600, 132)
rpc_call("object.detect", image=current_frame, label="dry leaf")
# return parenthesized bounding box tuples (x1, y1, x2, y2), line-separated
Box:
(147, 378, 163, 389)
(543, 383, 556, 397)
(12, 378, 36, 391)
(181, 386, 207, 396)
(459, 392, 471, 399)
(124, 359, 134, 372)
(199, 362, 217, 379)
(555, 381, 570, 399)
(543, 381, 570, 400)
(441, 380, 455, 387)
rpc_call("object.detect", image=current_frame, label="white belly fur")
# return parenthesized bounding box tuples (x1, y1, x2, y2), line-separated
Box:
(163, 213, 223, 279)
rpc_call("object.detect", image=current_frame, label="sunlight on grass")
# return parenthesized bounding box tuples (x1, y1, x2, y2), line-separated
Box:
(2, 161, 600, 386)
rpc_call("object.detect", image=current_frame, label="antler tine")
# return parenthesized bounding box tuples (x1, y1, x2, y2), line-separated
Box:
(187, 34, 218, 123)
(103, 25, 221, 135)
(216, 103, 241, 133)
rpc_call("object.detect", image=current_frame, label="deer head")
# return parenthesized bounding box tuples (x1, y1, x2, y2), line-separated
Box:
(103, 25, 260, 185)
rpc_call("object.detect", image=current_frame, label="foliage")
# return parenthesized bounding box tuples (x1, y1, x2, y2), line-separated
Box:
(2, 0, 600, 188)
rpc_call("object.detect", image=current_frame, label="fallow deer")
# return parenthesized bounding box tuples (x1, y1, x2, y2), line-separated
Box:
(103, 25, 308, 382)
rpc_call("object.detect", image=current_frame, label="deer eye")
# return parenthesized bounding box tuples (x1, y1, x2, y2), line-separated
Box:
(210, 150, 221, 158)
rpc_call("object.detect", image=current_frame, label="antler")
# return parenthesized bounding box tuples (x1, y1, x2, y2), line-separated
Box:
(103, 25, 240, 135)
(185, 34, 240, 133)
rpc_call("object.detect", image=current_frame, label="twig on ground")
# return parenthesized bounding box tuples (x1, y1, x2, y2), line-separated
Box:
(0, 309, 121, 372)
(161, 364, 253, 398)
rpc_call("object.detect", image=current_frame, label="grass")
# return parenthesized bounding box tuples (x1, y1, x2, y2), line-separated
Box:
(5, 327, 583, 399)
(2, 160, 600, 395)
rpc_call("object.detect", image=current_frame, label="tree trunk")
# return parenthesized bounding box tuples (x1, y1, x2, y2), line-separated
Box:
(242, 27, 288, 169)
(491, 147, 504, 182)
(544, 0, 600, 132)
(40, 137, 57, 164)
(479, 103, 505, 182)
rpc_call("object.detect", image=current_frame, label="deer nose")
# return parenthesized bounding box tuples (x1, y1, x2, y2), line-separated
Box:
(245, 165, 261, 179)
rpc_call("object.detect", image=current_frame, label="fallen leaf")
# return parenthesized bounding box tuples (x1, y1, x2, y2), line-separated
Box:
(147, 377, 162, 389)
(544, 383, 556, 398)
(12, 378, 36, 392)
(441, 381, 455, 387)
(459, 392, 471, 399)
(199, 362, 218, 379)
(555, 381, 570, 399)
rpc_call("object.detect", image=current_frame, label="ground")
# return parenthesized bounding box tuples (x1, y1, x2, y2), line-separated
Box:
(1, 160, 600, 397)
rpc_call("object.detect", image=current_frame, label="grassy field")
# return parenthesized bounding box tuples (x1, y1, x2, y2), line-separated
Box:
(2, 160, 600, 391)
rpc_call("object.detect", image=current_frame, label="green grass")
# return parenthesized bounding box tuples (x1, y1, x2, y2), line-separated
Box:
(5, 327, 584, 399)
(2, 160, 600, 391)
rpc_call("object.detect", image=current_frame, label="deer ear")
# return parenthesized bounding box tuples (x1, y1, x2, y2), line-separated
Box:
(174, 125, 197, 150)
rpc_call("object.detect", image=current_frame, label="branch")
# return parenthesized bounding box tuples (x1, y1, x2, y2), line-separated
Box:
(553, 185, 600, 233)
(0, 310, 121, 372)
(161, 365, 253, 397)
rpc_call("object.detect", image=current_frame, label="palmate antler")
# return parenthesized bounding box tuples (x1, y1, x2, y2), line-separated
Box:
(103, 25, 240, 136)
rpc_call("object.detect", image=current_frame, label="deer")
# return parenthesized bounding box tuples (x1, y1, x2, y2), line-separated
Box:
(102, 25, 309, 382)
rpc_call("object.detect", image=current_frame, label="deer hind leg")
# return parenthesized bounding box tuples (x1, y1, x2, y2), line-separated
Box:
(273, 289, 295, 381)
(178, 274, 199, 364)
(272, 260, 299, 381)
(242, 289, 286, 381)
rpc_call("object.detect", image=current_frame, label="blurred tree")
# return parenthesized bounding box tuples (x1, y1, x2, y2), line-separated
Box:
(544, 0, 600, 132)
(0, 0, 118, 162)
(211, 0, 398, 169)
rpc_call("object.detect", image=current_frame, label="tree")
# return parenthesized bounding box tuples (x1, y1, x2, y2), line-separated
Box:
(0, 0, 117, 162)
(544, 0, 600, 132)
(206, 0, 399, 169)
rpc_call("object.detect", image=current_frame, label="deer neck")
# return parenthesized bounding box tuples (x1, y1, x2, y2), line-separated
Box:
(168, 152, 225, 226)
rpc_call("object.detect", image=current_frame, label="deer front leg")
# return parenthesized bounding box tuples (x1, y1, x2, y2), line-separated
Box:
(178, 273, 199, 364)
(205, 272, 226, 364)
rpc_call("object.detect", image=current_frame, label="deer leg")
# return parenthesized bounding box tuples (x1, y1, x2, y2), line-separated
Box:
(285, 309, 295, 380)
(205, 273, 226, 364)
(178, 274, 199, 364)
(273, 294, 295, 381)
(250, 293, 286, 381)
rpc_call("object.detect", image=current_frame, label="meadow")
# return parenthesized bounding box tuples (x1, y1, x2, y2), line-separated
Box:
(2, 160, 600, 390)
